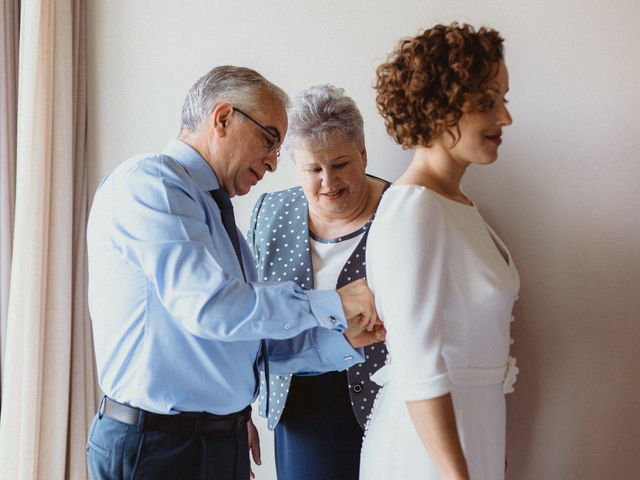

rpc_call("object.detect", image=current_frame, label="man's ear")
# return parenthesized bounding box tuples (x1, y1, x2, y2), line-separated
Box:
(361, 146, 368, 168)
(211, 103, 234, 137)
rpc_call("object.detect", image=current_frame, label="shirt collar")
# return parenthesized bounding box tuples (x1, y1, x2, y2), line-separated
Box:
(162, 139, 220, 192)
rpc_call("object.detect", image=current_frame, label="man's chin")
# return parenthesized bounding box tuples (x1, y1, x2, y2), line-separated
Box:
(234, 184, 252, 197)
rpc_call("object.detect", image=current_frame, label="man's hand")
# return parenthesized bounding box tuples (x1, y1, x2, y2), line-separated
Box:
(345, 320, 386, 348)
(247, 416, 261, 479)
(337, 279, 385, 348)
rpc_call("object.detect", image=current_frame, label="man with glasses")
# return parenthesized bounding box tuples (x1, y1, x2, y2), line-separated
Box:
(86, 65, 384, 480)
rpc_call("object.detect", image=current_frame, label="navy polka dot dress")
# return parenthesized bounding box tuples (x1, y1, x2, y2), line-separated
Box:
(247, 178, 390, 480)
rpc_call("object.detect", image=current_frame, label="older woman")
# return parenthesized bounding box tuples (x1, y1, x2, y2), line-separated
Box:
(360, 24, 520, 480)
(247, 85, 389, 479)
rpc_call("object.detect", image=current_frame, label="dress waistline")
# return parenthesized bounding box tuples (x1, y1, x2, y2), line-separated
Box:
(450, 356, 518, 393)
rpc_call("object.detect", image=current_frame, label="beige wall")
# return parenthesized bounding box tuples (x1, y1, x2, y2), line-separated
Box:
(87, 1, 640, 478)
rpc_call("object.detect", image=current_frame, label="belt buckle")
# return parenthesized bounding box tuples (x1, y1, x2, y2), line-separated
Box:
(98, 395, 107, 419)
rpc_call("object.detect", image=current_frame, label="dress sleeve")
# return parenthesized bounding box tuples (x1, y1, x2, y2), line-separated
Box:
(366, 187, 452, 401)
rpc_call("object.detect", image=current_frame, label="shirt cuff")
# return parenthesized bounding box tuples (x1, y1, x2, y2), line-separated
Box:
(312, 328, 365, 371)
(304, 289, 347, 332)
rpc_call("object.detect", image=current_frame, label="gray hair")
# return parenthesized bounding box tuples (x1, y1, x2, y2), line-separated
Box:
(286, 84, 365, 152)
(180, 65, 289, 132)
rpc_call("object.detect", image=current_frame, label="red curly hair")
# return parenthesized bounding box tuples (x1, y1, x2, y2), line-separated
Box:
(375, 23, 504, 149)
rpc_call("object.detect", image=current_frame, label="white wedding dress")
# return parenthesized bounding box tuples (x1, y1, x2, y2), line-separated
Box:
(360, 185, 520, 480)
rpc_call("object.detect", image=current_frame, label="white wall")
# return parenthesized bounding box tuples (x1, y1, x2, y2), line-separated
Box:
(87, 1, 640, 478)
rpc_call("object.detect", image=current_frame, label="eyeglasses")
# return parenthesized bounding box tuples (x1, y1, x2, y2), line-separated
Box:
(234, 108, 282, 158)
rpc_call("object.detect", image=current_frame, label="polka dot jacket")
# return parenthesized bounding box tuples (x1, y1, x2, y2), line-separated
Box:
(247, 181, 390, 430)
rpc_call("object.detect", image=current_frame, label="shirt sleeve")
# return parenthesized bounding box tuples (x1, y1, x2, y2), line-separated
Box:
(265, 327, 364, 374)
(366, 187, 452, 401)
(247, 192, 364, 373)
(106, 157, 347, 341)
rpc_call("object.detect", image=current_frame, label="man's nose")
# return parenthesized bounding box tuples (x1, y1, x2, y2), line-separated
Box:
(264, 154, 277, 173)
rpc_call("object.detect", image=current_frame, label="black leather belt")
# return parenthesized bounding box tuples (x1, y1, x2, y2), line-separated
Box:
(100, 396, 250, 434)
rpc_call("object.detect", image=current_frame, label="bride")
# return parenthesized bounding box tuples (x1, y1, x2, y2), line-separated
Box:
(361, 23, 520, 480)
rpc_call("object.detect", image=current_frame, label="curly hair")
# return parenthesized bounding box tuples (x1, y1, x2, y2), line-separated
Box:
(375, 23, 504, 148)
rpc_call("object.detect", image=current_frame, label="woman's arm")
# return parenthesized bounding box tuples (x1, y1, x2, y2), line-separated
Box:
(406, 394, 469, 480)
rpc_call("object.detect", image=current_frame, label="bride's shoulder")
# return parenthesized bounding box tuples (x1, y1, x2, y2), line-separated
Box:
(377, 184, 445, 218)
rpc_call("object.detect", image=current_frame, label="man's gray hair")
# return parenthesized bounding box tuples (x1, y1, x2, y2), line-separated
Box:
(180, 65, 289, 132)
(286, 84, 365, 152)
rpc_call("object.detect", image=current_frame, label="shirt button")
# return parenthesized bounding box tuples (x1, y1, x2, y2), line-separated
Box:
(510, 338, 515, 345)
(511, 315, 515, 323)
(344, 355, 353, 361)
(329, 315, 337, 324)
(283, 323, 291, 330)
(353, 384, 363, 393)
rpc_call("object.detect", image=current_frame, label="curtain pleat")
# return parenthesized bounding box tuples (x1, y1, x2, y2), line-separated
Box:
(0, 0, 20, 409)
(0, 0, 96, 478)
(67, 0, 98, 477)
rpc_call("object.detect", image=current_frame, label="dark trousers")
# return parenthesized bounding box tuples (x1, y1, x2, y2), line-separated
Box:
(86, 411, 249, 480)
(275, 371, 363, 480)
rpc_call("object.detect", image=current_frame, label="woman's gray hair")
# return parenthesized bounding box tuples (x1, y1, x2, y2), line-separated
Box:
(286, 84, 365, 152)
(180, 65, 289, 132)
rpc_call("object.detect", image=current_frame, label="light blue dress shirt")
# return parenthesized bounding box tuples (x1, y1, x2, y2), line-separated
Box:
(87, 140, 363, 415)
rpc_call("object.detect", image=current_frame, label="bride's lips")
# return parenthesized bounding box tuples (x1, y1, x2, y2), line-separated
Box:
(485, 134, 502, 146)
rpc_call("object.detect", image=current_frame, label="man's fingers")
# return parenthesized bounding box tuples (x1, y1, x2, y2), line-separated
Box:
(352, 301, 380, 333)
(353, 313, 376, 333)
(360, 330, 381, 347)
(356, 314, 372, 331)
(374, 323, 387, 341)
(251, 443, 261, 465)
(247, 418, 261, 466)
(347, 325, 388, 348)
(338, 278, 378, 324)
(362, 307, 379, 332)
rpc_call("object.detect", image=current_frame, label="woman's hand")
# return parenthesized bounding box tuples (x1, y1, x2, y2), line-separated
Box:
(247, 416, 261, 479)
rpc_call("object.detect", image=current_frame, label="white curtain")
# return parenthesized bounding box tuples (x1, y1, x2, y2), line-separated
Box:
(0, 0, 20, 409)
(0, 0, 97, 478)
